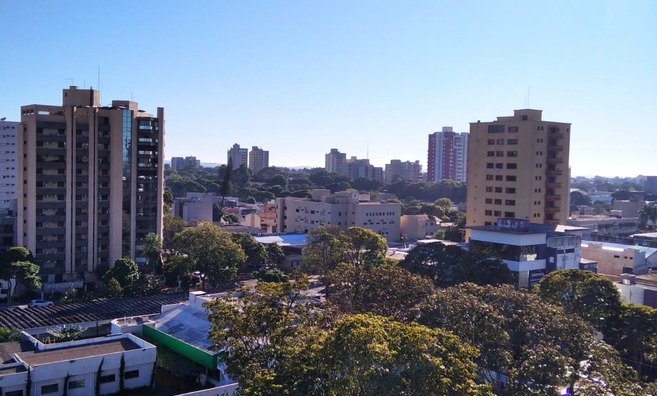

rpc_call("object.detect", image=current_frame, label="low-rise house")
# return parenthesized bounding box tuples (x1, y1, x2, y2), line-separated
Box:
(581, 241, 657, 276)
(400, 214, 440, 241)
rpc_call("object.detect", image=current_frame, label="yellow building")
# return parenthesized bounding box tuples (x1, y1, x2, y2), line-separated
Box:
(466, 109, 570, 239)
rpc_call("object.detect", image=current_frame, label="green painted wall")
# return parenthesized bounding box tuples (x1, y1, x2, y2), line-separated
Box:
(142, 325, 219, 369)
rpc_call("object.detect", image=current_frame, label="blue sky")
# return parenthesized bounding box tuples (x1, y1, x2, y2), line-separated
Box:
(1, 1, 655, 177)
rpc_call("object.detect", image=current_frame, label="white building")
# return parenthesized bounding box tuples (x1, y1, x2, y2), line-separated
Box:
(227, 143, 248, 168)
(0, 120, 19, 211)
(325, 148, 347, 176)
(0, 332, 155, 396)
(469, 219, 589, 288)
(427, 127, 468, 182)
(276, 189, 401, 241)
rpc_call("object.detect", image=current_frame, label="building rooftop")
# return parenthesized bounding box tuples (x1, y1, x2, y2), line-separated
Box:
(16, 337, 140, 367)
(582, 240, 657, 257)
(150, 304, 214, 352)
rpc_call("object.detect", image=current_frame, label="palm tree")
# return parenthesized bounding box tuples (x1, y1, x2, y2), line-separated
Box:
(638, 203, 657, 230)
(141, 233, 163, 274)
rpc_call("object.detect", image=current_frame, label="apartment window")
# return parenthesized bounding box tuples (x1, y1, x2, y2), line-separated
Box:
(99, 374, 116, 384)
(507, 139, 518, 145)
(68, 379, 85, 389)
(506, 188, 516, 194)
(487, 139, 495, 145)
(495, 163, 503, 169)
(506, 175, 516, 182)
(487, 163, 494, 169)
(485, 198, 492, 204)
(487, 151, 495, 157)
(494, 211, 501, 216)
(124, 370, 140, 380)
(507, 151, 518, 157)
(485, 210, 492, 216)
(41, 384, 58, 394)
(507, 163, 517, 169)
(496, 139, 505, 145)
(495, 175, 503, 181)
(488, 125, 505, 133)
(508, 126, 519, 132)
(494, 199, 502, 205)
(495, 187, 503, 193)
(486, 174, 494, 180)
(505, 200, 516, 206)
(485, 186, 493, 192)
(504, 212, 515, 218)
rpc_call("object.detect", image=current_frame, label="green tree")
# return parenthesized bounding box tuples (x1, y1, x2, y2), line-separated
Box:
(163, 213, 185, 249)
(141, 233, 163, 274)
(534, 269, 622, 337)
(103, 258, 139, 289)
(0, 327, 20, 342)
(102, 277, 123, 298)
(344, 227, 388, 269)
(639, 203, 657, 230)
(327, 263, 433, 322)
(302, 226, 349, 287)
(163, 253, 195, 288)
(172, 222, 246, 289)
(401, 241, 465, 287)
(230, 233, 267, 271)
(265, 243, 285, 266)
(613, 303, 657, 380)
(218, 158, 233, 209)
(311, 314, 492, 396)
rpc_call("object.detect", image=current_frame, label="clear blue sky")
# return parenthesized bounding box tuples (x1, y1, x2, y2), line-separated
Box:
(1, 1, 655, 177)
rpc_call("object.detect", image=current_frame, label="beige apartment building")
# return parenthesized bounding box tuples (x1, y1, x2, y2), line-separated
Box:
(276, 189, 401, 241)
(466, 109, 570, 238)
(18, 86, 164, 285)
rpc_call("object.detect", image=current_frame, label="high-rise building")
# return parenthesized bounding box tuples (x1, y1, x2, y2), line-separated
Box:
(171, 156, 200, 171)
(227, 144, 248, 168)
(325, 148, 347, 176)
(249, 146, 269, 174)
(465, 109, 570, 236)
(427, 127, 468, 182)
(18, 86, 164, 284)
(384, 160, 421, 184)
(0, 120, 19, 211)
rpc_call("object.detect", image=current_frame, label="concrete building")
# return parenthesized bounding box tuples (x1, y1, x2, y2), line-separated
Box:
(581, 240, 657, 276)
(325, 148, 347, 176)
(0, 332, 156, 396)
(170, 156, 200, 171)
(646, 176, 657, 195)
(427, 127, 468, 182)
(227, 143, 248, 168)
(466, 110, 571, 238)
(400, 214, 440, 241)
(0, 120, 19, 211)
(248, 146, 269, 174)
(172, 192, 217, 225)
(567, 215, 639, 240)
(276, 189, 401, 241)
(613, 191, 646, 219)
(18, 86, 164, 285)
(468, 218, 588, 288)
(384, 160, 421, 184)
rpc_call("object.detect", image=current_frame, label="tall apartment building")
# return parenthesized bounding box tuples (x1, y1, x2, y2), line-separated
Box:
(384, 160, 421, 184)
(465, 109, 570, 236)
(171, 156, 200, 171)
(276, 189, 401, 241)
(325, 148, 347, 176)
(227, 143, 248, 168)
(18, 86, 164, 284)
(248, 146, 269, 173)
(0, 120, 19, 249)
(427, 127, 468, 182)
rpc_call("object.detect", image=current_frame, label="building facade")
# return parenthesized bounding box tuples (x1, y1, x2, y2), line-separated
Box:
(171, 156, 200, 171)
(276, 189, 401, 241)
(384, 160, 421, 184)
(248, 146, 269, 173)
(227, 143, 248, 168)
(427, 127, 468, 182)
(466, 109, 570, 237)
(18, 86, 164, 284)
(325, 148, 347, 176)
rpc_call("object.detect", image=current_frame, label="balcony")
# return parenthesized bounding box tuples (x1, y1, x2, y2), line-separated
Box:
(545, 181, 562, 189)
(544, 206, 560, 214)
(546, 168, 563, 176)
(546, 157, 563, 165)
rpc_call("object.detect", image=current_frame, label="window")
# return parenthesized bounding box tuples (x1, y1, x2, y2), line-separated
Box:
(506, 175, 516, 182)
(494, 210, 501, 216)
(485, 210, 492, 216)
(495, 187, 503, 193)
(124, 370, 140, 379)
(504, 212, 515, 218)
(99, 374, 116, 384)
(507, 139, 518, 145)
(494, 199, 502, 205)
(485, 198, 492, 204)
(505, 200, 516, 206)
(488, 125, 505, 133)
(68, 379, 85, 389)
(487, 163, 494, 169)
(508, 126, 519, 132)
(506, 188, 516, 193)
(487, 139, 495, 145)
(41, 384, 58, 394)
(487, 151, 495, 157)
(486, 174, 494, 180)
(485, 186, 493, 192)
(495, 175, 503, 181)
(496, 151, 504, 157)
(507, 163, 517, 169)
(507, 151, 517, 157)
(5, 391, 23, 396)
(495, 163, 503, 169)
(496, 139, 505, 145)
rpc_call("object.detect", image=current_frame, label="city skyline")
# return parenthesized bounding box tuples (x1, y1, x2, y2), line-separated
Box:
(1, 1, 655, 177)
